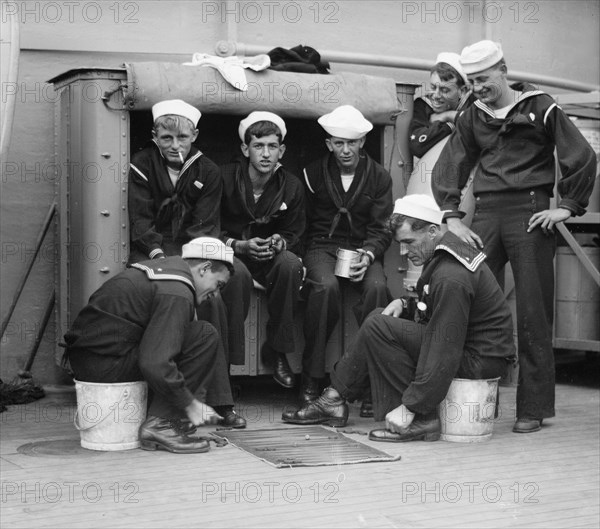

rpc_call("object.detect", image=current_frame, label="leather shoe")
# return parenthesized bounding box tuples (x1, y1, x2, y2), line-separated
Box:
(177, 419, 197, 435)
(140, 416, 210, 453)
(273, 353, 295, 388)
(360, 398, 374, 418)
(513, 418, 543, 433)
(219, 410, 247, 429)
(300, 375, 320, 403)
(369, 415, 440, 443)
(282, 387, 349, 427)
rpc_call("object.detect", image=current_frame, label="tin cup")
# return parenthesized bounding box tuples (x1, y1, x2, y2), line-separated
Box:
(334, 249, 360, 278)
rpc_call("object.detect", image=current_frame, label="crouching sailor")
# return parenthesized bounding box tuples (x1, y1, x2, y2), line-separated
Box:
(283, 195, 516, 441)
(63, 237, 236, 454)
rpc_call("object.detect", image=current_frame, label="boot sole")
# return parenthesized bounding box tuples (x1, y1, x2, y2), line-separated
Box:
(282, 417, 348, 428)
(140, 440, 211, 454)
(273, 375, 295, 389)
(512, 425, 542, 433)
(368, 432, 440, 443)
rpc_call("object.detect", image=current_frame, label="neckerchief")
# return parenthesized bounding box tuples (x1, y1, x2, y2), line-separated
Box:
(233, 160, 286, 239)
(321, 153, 371, 238)
(154, 145, 203, 239)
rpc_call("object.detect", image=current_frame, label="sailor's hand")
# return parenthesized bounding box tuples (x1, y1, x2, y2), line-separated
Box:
(270, 234, 285, 254)
(446, 217, 483, 249)
(185, 399, 222, 426)
(239, 237, 275, 262)
(385, 404, 415, 433)
(348, 251, 370, 282)
(430, 110, 458, 123)
(528, 207, 572, 235)
(381, 299, 406, 318)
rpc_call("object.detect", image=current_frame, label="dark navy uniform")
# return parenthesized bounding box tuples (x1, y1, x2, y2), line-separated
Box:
(302, 152, 393, 378)
(206, 159, 305, 364)
(63, 257, 230, 419)
(409, 92, 475, 159)
(128, 143, 222, 262)
(432, 84, 596, 420)
(331, 232, 515, 420)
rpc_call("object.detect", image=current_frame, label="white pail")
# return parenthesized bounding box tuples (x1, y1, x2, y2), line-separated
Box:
(334, 249, 360, 278)
(438, 377, 499, 443)
(74, 380, 148, 451)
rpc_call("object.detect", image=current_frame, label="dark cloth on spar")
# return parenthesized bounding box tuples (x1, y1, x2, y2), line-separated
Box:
(432, 82, 596, 421)
(409, 92, 476, 158)
(301, 151, 393, 378)
(128, 142, 222, 262)
(197, 158, 305, 365)
(62, 257, 231, 419)
(331, 231, 515, 420)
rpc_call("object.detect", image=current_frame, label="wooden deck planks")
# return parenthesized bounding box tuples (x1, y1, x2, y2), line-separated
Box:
(1, 380, 598, 528)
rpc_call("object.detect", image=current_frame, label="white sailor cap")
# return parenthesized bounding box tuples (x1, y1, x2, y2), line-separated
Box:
(393, 194, 445, 225)
(181, 237, 234, 264)
(152, 99, 201, 127)
(435, 52, 469, 86)
(317, 105, 373, 140)
(238, 111, 287, 142)
(460, 40, 504, 75)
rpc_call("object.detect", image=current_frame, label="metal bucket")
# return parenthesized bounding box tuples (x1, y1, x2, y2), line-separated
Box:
(334, 249, 360, 278)
(74, 380, 148, 451)
(437, 377, 499, 443)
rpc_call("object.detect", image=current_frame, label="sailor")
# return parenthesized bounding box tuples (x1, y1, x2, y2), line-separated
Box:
(432, 40, 596, 433)
(63, 238, 236, 453)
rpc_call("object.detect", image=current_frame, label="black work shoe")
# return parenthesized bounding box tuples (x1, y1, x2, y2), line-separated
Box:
(282, 387, 348, 427)
(273, 353, 295, 388)
(369, 415, 440, 443)
(300, 375, 320, 403)
(140, 416, 210, 453)
(513, 418, 543, 433)
(177, 419, 197, 435)
(219, 410, 247, 429)
(360, 398, 374, 418)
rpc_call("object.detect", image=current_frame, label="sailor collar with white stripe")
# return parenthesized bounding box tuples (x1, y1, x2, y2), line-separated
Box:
(474, 89, 546, 119)
(130, 145, 204, 183)
(433, 232, 486, 272)
(130, 259, 195, 292)
(152, 139, 204, 177)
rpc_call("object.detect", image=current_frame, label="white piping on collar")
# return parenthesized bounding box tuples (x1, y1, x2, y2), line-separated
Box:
(457, 90, 473, 111)
(303, 168, 315, 194)
(474, 90, 546, 118)
(543, 103, 558, 126)
(151, 139, 203, 177)
(180, 151, 203, 176)
(420, 96, 434, 110)
(435, 243, 486, 272)
(130, 163, 148, 182)
(130, 262, 195, 291)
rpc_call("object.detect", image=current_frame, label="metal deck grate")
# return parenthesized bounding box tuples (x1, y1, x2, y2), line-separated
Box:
(213, 426, 401, 468)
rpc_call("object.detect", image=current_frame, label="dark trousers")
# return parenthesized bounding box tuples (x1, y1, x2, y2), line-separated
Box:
(197, 257, 253, 366)
(471, 190, 556, 420)
(331, 310, 508, 420)
(68, 320, 220, 420)
(302, 244, 392, 378)
(244, 250, 304, 355)
(199, 251, 304, 365)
